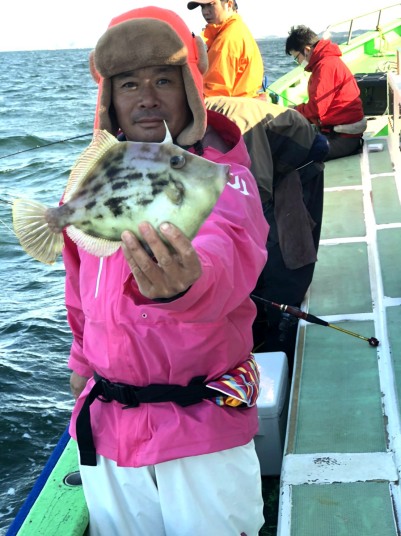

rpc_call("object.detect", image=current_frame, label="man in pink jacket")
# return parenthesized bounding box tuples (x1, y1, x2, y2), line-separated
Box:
(64, 6, 268, 536)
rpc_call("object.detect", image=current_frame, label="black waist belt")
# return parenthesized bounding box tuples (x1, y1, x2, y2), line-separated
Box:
(76, 374, 222, 466)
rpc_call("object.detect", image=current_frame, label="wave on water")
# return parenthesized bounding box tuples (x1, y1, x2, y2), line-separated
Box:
(0, 47, 96, 531)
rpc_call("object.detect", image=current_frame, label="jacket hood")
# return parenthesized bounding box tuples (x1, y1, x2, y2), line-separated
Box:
(305, 39, 342, 71)
(202, 13, 239, 48)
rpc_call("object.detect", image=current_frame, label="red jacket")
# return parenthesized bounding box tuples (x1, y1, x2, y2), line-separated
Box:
(295, 39, 364, 128)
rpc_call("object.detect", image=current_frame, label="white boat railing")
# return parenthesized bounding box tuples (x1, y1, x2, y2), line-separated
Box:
(324, 3, 401, 44)
(387, 50, 401, 161)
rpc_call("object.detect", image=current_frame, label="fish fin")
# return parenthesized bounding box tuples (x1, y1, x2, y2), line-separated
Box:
(66, 226, 121, 257)
(12, 199, 64, 265)
(162, 121, 173, 144)
(64, 130, 119, 202)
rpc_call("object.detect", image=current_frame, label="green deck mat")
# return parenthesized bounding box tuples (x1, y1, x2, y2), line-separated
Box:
(372, 176, 401, 224)
(323, 155, 362, 188)
(309, 243, 372, 316)
(386, 306, 401, 413)
(292, 322, 385, 454)
(377, 228, 401, 298)
(321, 189, 365, 240)
(291, 482, 397, 536)
(366, 139, 394, 174)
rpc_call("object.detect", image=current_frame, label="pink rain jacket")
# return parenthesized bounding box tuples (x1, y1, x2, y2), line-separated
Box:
(65, 111, 269, 467)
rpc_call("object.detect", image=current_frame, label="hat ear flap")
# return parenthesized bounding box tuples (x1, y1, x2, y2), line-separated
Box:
(89, 50, 101, 83)
(177, 64, 207, 146)
(96, 78, 119, 135)
(195, 35, 208, 75)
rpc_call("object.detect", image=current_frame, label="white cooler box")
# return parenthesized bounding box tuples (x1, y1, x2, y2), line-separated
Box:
(254, 351, 289, 476)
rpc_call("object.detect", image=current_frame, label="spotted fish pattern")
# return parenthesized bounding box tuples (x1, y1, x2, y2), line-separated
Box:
(12, 125, 229, 264)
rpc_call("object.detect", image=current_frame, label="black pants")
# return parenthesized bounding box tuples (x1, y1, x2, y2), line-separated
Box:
(251, 164, 324, 376)
(324, 133, 363, 161)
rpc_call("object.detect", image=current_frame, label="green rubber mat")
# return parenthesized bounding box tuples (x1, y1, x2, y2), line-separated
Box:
(321, 189, 365, 240)
(372, 175, 401, 224)
(366, 139, 394, 174)
(291, 322, 385, 454)
(309, 243, 372, 316)
(323, 154, 362, 188)
(291, 482, 397, 536)
(387, 306, 401, 409)
(377, 228, 401, 298)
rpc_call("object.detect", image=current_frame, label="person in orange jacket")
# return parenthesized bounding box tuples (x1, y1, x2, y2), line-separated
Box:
(187, 0, 265, 98)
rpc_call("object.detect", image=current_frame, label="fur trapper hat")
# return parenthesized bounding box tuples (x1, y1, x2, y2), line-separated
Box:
(91, 7, 208, 147)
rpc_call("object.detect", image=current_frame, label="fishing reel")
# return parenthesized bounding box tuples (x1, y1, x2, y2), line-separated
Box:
(278, 312, 299, 343)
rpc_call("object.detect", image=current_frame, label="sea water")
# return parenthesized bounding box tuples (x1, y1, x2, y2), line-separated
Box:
(0, 39, 293, 533)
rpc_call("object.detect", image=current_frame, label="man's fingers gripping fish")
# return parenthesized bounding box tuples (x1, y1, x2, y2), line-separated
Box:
(12, 124, 230, 265)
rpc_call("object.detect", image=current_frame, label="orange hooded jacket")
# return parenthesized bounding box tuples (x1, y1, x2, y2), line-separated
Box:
(202, 13, 264, 98)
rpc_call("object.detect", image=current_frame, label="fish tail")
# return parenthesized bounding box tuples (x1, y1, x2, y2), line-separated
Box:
(12, 199, 64, 265)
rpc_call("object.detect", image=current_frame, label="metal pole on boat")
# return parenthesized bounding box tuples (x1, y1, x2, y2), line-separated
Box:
(251, 295, 380, 347)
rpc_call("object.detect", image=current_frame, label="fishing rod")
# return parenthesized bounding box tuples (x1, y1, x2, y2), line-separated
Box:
(0, 198, 14, 234)
(0, 132, 93, 161)
(264, 87, 298, 107)
(251, 294, 380, 347)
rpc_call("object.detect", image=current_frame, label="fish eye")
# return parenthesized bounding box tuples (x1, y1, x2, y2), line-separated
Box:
(170, 155, 186, 169)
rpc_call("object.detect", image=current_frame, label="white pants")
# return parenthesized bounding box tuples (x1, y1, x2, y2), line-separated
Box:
(79, 440, 264, 536)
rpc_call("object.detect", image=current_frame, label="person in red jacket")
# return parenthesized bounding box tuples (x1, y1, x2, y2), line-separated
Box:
(286, 25, 366, 160)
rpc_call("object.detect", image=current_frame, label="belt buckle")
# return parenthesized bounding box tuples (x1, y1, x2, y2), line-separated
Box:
(114, 381, 140, 408)
(102, 379, 140, 408)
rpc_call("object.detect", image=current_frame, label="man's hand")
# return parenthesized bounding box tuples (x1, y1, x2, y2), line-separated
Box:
(70, 371, 89, 400)
(121, 222, 202, 300)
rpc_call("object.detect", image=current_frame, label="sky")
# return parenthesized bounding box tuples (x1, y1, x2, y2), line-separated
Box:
(0, 0, 390, 52)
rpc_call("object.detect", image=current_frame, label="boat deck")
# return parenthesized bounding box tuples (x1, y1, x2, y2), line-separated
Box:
(10, 140, 401, 536)
(277, 135, 401, 535)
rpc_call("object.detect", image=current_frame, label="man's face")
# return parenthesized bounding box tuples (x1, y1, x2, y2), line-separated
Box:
(111, 65, 193, 143)
(200, 1, 229, 25)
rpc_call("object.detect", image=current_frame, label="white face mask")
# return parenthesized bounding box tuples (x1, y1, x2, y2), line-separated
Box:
(301, 59, 309, 68)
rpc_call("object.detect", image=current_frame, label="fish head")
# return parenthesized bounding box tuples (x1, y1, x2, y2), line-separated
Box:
(157, 126, 230, 235)
(161, 119, 229, 196)
(119, 125, 230, 239)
